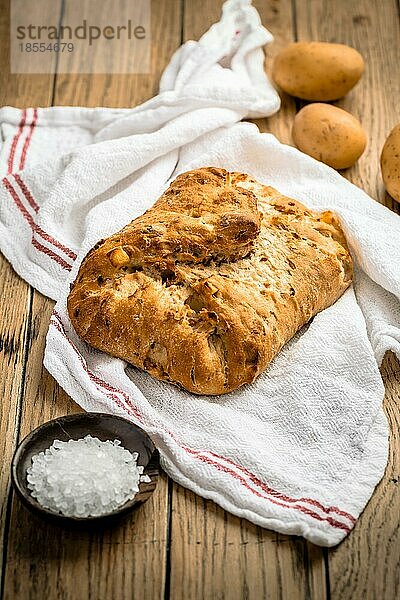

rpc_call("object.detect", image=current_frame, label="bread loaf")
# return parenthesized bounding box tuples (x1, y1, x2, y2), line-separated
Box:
(67, 167, 352, 395)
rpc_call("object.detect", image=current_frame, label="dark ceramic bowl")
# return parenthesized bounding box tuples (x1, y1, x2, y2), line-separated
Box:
(11, 412, 159, 525)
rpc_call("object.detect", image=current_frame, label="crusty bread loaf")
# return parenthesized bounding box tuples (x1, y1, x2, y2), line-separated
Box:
(67, 167, 352, 395)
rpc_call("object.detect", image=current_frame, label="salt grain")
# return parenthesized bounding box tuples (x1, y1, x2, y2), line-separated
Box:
(27, 435, 150, 517)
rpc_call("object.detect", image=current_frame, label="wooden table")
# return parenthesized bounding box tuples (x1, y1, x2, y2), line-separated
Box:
(0, 1, 399, 598)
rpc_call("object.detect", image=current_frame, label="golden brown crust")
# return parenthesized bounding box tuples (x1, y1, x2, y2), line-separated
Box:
(67, 167, 353, 395)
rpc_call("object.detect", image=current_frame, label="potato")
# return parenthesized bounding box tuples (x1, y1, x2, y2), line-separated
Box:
(292, 104, 367, 170)
(380, 123, 400, 203)
(272, 42, 364, 101)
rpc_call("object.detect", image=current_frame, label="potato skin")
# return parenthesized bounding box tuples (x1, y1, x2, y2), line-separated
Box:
(292, 104, 367, 170)
(381, 123, 400, 203)
(272, 42, 364, 101)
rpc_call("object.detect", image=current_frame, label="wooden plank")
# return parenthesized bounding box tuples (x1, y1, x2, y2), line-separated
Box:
(0, 0, 59, 587)
(54, 0, 182, 106)
(293, 1, 400, 598)
(0, 266, 31, 580)
(2, 1, 182, 598)
(3, 295, 171, 600)
(253, 0, 298, 144)
(169, 2, 327, 599)
(171, 485, 328, 600)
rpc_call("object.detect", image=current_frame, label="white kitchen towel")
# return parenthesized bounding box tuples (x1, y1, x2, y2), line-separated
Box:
(0, 0, 399, 547)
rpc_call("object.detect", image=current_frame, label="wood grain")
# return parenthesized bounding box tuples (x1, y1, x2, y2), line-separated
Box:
(0, 266, 31, 579)
(3, 292, 169, 600)
(1, 1, 182, 599)
(253, 0, 298, 144)
(54, 0, 182, 107)
(168, 3, 327, 599)
(0, 0, 58, 587)
(170, 484, 327, 600)
(293, 1, 400, 599)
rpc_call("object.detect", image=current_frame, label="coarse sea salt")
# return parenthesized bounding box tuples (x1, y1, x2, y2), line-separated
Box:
(27, 435, 151, 517)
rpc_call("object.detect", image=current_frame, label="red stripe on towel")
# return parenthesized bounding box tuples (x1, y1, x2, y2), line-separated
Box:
(7, 109, 27, 174)
(31, 238, 72, 271)
(12, 174, 77, 259)
(19, 108, 38, 170)
(51, 320, 141, 418)
(2, 177, 73, 270)
(181, 446, 352, 532)
(205, 451, 357, 524)
(2, 177, 77, 261)
(13, 173, 40, 213)
(51, 312, 144, 424)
